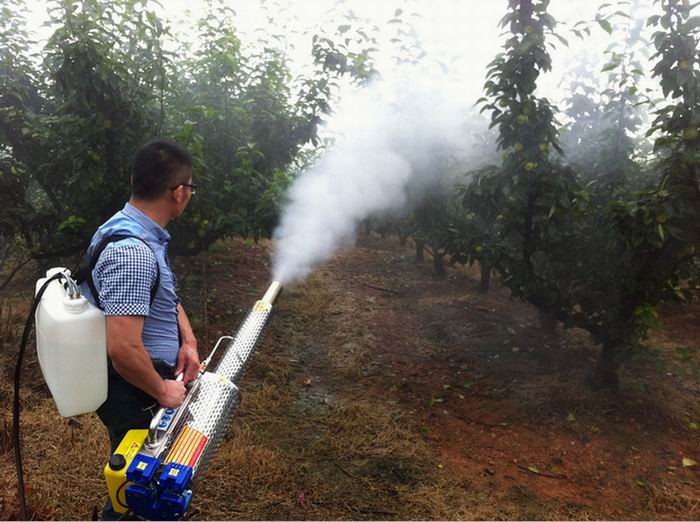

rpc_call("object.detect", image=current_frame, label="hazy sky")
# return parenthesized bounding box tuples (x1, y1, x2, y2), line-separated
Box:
(20, 0, 653, 106)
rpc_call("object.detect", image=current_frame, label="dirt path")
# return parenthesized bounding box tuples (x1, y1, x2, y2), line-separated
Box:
(191, 236, 699, 520)
(1, 236, 698, 519)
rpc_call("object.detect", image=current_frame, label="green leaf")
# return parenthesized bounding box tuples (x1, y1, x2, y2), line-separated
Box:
(552, 33, 569, 47)
(681, 16, 700, 32)
(682, 457, 697, 468)
(597, 19, 613, 34)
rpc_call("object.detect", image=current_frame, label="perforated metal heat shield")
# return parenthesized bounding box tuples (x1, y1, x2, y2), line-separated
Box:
(213, 301, 272, 384)
(158, 300, 272, 478)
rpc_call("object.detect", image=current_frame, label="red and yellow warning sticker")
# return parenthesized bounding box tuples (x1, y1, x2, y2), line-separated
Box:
(166, 426, 209, 468)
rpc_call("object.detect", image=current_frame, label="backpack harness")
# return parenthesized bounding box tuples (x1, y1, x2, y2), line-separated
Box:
(74, 234, 161, 307)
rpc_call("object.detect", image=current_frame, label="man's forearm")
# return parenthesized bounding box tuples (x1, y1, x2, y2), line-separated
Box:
(109, 341, 167, 399)
(177, 303, 196, 345)
(105, 316, 186, 408)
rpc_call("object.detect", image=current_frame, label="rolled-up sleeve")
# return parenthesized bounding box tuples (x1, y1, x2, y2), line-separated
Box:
(94, 242, 158, 316)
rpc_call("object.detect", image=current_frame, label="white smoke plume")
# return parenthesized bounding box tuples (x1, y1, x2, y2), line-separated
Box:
(272, 69, 482, 285)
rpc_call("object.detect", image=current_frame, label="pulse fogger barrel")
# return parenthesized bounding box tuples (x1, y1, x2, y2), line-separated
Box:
(104, 281, 282, 520)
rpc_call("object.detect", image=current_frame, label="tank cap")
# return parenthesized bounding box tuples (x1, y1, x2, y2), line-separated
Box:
(63, 295, 88, 313)
(109, 454, 127, 471)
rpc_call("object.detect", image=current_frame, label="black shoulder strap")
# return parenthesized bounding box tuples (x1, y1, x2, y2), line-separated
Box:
(75, 234, 161, 309)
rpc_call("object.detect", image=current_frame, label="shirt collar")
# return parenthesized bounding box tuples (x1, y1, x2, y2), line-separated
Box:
(122, 202, 171, 243)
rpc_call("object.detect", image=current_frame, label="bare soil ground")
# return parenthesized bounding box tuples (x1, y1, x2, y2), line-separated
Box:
(0, 235, 698, 520)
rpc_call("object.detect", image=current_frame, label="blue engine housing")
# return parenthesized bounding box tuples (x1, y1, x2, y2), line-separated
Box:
(124, 456, 194, 520)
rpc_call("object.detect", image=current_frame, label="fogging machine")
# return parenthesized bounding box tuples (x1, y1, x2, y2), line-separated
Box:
(103, 281, 282, 520)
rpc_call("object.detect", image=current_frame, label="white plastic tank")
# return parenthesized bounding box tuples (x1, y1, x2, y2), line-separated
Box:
(35, 267, 107, 417)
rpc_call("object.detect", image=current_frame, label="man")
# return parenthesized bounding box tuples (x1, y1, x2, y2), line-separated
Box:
(80, 139, 200, 456)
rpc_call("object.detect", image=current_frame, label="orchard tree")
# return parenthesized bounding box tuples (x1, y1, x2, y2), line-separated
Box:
(167, 3, 305, 251)
(412, 159, 469, 278)
(166, 0, 378, 253)
(453, 0, 697, 388)
(568, 1, 647, 194)
(0, 0, 376, 263)
(587, 0, 700, 386)
(0, 0, 40, 290)
(1, 0, 165, 265)
(558, 53, 605, 172)
(460, 0, 583, 315)
(451, 0, 700, 389)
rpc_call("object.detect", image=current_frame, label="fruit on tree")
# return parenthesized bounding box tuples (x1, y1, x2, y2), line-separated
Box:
(683, 127, 698, 141)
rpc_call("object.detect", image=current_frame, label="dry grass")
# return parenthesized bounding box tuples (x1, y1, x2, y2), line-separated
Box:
(0, 398, 109, 520)
(314, 399, 421, 460)
(1, 241, 698, 520)
(646, 479, 700, 520)
(194, 426, 300, 520)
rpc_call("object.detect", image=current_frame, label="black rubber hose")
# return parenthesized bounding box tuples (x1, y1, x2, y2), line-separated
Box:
(13, 273, 64, 521)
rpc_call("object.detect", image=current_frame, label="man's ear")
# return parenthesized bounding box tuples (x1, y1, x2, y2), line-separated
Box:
(171, 186, 184, 204)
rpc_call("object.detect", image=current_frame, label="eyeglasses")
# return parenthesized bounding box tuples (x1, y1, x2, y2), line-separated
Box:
(171, 183, 197, 195)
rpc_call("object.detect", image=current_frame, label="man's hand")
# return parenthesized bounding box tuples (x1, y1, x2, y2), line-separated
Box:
(175, 340, 200, 383)
(158, 379, 187, 408)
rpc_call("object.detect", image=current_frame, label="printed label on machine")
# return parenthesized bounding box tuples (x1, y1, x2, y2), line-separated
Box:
(166, 426, 209, 468)
(253, 301, 270, 313)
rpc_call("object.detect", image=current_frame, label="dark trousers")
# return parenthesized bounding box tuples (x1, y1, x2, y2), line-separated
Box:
(97, 360, 175, 453)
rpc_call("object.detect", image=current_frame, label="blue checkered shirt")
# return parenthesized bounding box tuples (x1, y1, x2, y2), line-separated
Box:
(81, 203, 181, 366)
(94, 241, 159, 316)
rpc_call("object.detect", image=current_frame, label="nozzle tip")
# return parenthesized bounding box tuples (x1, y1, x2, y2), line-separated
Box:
(262, 281, 283, 304)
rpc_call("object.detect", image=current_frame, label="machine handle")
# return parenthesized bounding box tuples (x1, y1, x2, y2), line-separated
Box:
(146, 333, 231, 450)
(199, 336, 234, 374)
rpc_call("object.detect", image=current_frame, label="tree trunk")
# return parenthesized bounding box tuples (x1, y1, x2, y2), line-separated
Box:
(522, 188, 537, 273)
(591, 342, 620, 391)
(415, 239, 425, 264)
(479, 262, 491, 294)
(0, 257, 31, 297)
(433, 253, 447, 278)
(537, 309, 557, 334)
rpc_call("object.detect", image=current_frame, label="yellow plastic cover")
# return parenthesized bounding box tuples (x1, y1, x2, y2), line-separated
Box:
(104, 429, 148, 514)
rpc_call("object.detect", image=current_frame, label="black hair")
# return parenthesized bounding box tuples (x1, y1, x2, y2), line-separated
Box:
(132, 140, 193, 201)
